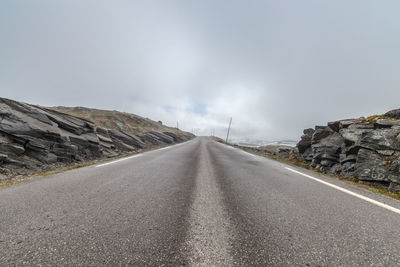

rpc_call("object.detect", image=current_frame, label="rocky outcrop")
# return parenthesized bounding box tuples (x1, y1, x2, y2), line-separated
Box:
(0, 97, 194, 179)
(297, 112, 400, 192)
(385, 109, 400, 120)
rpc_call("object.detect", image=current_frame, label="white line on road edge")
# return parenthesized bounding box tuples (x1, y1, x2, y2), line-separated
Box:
(218, 142, 260, 159)
(95, 154, 142, 168)
(95, 140, 192, 168)
(285, 167, 400, 215)
(240, 149, 260, 159)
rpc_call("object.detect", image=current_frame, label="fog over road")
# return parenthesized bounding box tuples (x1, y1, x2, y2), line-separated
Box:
(1, 137, 400, 266)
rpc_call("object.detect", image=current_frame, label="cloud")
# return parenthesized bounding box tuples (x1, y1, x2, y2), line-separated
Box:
(1, 0, 399, 141)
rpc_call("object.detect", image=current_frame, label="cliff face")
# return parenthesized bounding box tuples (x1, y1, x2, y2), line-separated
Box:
(0, 97, 194, 179)
(297, 109, 400, 192)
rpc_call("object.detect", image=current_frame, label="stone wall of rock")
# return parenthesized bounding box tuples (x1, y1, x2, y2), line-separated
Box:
(297, 110, 400, 192)
(254, 145, 298, 158)
(0, 97, 194, 178)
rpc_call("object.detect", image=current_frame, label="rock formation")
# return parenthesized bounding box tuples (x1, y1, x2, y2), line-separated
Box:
(0, 97, 194, 179)
(297, 112, 400, 192)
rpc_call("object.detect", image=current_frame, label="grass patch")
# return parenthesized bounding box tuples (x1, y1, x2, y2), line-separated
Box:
(355, 114, 397, 124)
(0, 179, 25, 188)
(48, 106, 190, 139)
(342, 180, 400, 201)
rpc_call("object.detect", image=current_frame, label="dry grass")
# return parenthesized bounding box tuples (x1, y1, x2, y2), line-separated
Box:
(0, 179, 25, 188)
(48, 106, 187, 138)
(341, 180, 400, 201)
(355, 115, 397, 124)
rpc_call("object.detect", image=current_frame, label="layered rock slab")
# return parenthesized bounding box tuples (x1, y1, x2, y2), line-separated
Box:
(0, 97, 194, 179)
(297, 112, 400, 192)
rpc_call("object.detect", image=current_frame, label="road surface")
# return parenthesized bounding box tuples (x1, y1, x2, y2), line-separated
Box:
(1, 137, 400, 266)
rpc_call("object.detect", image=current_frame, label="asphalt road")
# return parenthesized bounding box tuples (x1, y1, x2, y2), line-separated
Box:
(2, 137, 400, 266)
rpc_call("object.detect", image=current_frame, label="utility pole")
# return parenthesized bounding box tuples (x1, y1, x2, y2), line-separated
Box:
(225, 117, 232, 143)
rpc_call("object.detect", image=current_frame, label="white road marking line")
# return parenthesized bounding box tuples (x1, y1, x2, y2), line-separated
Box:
(95, 140, 192, 168)
(95, 140, 193, 168)
(285, 167, 400, 215)
(95, 154, 142, 168)
(153, 141, 190, 151)
(240, 149, 260, 159)
(222, 143, 260, 159)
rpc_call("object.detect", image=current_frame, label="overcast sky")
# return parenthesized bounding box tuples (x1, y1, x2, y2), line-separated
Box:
(1, 1, 399, 141)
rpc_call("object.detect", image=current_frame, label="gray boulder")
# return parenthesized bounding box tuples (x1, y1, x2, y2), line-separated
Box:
(0, 143, 25, 156)
(311, 126, 334, 144)
(375, 119, 400, 128)
(339, 123, 374, 145)
(163, 132, 184, 142)
(354, 149, 390, 182)
(311, 132, 343, 169)
(384, 109, 400, 119)
(109, 130, 146, 151)
(327, 121, 340, 132)
(339, 119, 358, 129)
(296, 110, 400, 190)
(297, 128, 314, 155)
(142, 132, 166, 145)
(148, 131, 174, 144)
(360, 128, 400, 151)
